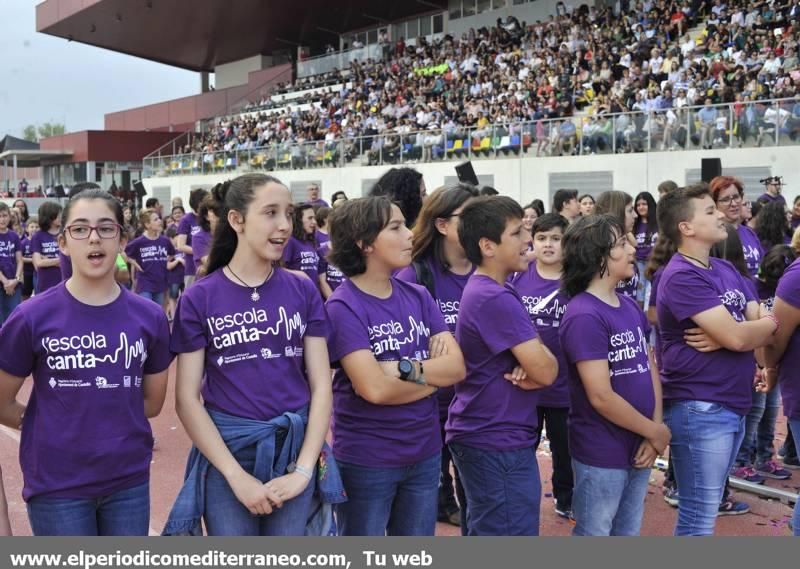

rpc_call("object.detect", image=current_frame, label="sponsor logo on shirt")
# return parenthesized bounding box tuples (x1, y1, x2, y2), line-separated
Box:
(719, 288, 747, 321)
(0, 240, 16, 258)
(261, 348, 281, 359)
(139, 244, 170, 262)
(205, 307, 307, 351)
(521, 290, 566, 325)
(41, 332, 148, 372)
(608, 325, 649, 377)
(95, 376, 119, 389)
(367, 316, 432, 357)
(437, 299, 460, 326)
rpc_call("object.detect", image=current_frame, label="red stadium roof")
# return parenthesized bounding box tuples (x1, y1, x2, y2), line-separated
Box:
(36, 0, 445, 72)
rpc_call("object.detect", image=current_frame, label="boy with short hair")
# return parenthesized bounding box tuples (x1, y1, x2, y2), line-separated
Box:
(446, 196, 558, 536)
(511, 213, 574, 519)
(656, 184, 777, 535)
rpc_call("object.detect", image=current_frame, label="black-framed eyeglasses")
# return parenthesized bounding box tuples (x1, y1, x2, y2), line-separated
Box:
(717, 194, 743, 205)
(64, 223, 122, 240)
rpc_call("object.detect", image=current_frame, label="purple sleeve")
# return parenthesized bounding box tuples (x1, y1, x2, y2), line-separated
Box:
(0, 309, 34, 377)
(325, 298, 371, 362)
(648, 269, 662, 308)
(777, 265, 800, 308)
(480, 291, 538, 355)
(144, 311, 174, 373)
(395, 266, 418, 284)
(300, 275, 329, 339)
(560, 310, 610, 363)
(124, 237, 140, 263)
(31, 233, 42, 254)
(166, 238, 176, 257)
(170, 291, 208, 354)
(661, 269, 724, 321)
(177, 215, 191, 237)
(317, 247, 328, 274)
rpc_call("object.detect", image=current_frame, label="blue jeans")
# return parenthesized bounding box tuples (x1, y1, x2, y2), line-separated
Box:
(204, 444, 315, 536)
(790, 419, 800, 536)
(27, 482, 150, 536)
(138, 290, 164, 305)
(0, 285, 21, 327)
(665, 400, 746, 536)
(571, 459, 650, 536)
(636, 259, 651, 305)
(736, 387, 781, 466)
(336, 453, 440, 536)
(450, 443, 541, 536)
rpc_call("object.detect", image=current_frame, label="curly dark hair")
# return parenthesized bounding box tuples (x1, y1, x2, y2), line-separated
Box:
(561, 214, 624, 298)
(759, 244, 797, 298)
(328, 197, 394, 277)
(369, 167, 424, 227)
(755, 201, 791, 250)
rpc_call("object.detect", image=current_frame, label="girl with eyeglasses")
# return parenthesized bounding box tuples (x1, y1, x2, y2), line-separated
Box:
(0, 189, 172, 535)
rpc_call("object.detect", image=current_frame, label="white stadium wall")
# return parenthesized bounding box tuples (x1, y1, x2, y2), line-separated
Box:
(142, 146, 799, 210)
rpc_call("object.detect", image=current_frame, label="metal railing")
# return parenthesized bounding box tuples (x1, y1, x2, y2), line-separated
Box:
(297, 44, 385, 78)
(143, 98, 800, 178)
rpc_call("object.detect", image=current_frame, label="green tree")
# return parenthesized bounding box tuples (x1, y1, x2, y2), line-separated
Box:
(22, 125, 38, 142)
(21, 122, 66, 142)
(37, 122, 66, 139)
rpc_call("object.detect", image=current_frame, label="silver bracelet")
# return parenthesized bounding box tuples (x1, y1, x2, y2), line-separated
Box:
(293, 464, 314, 480)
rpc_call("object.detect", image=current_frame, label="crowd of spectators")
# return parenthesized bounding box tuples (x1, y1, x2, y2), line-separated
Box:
(180, 0, 800, 164)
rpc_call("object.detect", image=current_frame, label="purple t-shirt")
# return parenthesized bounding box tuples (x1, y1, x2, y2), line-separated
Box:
(657, 255, 756, 415)
(307, 198, 330, 208)
(633, 220, 657, 262)
(315, 230, 330, 249)
(283, 237, 320, 284)
(757, 193, 786, 206)
(59, 251, 72, 281)
(397, 258, 474, 420)
(560, 292, 655, 469)
(21, 236, 33, 278)
(177, 213, 198, 277)
(31, 230, 61, 293)
(616, 261, 640, 299)
(0, 284, 172, 501)
(649, 265, 665, 368)
(168, 252, 186, 286)
(191, 229, 211, 273)
(0, 230, 21, 280)
(317, 243, 345, 293)
(776, 259, 800, 419)
(396, 259, 474, 334)
(125, 235, 175, 294)
(511, 263, 569, 408)
(446, 275, 540, 451)
(326, 278, 448, 467)
(171, 268, 328, 420)
(737, 224, 765, 279)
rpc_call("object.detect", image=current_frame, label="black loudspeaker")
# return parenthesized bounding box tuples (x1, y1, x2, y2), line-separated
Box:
(701, 158, 722, 183)
(133, 181, 147, 198)
(455, 161, 480, 187)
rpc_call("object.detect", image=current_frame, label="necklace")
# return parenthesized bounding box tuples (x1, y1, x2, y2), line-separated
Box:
(226, 265, 273, 302)
(679, 251, 711, 269)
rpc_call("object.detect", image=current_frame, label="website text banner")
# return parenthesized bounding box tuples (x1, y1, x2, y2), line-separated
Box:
(0, 537, 785, 569)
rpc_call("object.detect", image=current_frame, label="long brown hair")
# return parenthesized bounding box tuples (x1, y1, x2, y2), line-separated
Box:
(411, 184, 478, 269)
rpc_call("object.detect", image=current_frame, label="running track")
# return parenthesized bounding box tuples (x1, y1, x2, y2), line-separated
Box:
(0, 364, 795, 536)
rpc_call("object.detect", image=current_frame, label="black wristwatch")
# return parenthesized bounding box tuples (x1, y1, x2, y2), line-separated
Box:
(398, 357, 415, 380)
